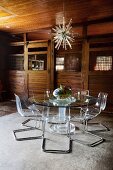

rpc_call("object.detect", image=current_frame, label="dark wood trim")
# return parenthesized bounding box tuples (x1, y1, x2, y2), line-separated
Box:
(82, 40, 89, 90)
(72, 16, 113, 27)
(88, 33, 113, 40)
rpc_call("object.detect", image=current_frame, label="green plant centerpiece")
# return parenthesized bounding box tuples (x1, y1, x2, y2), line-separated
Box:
(53, 84, 72, 99)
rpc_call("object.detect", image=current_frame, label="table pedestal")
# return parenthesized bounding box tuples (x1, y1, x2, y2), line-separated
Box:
(49, 107, 75, 134)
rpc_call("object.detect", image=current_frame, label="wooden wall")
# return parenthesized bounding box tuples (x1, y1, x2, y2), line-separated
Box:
(55, 72, 83, 93)
(27, 71, 48, 99)
(55, 37, 113, 108)
(89, 72, 113, 104)
(88, 38, 113, 106)
(8, 71, 25, 98)
(6, 36, 53, 100)
(1, 31, 113, 110)
(8, 70, 50, 100)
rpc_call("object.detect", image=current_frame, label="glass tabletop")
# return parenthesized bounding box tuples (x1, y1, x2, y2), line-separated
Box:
(29, 95, 97, 135)
(29, 95, 96, 108)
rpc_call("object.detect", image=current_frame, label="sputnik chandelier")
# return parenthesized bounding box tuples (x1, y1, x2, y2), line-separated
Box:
(52, 17, 75, 50)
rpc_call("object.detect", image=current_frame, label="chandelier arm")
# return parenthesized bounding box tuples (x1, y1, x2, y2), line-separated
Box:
(55, 38, 62, 49)
(66, 19, 72, 30)
(66, 26, 72, 32)
(54, 36, 60, 41)
(58, 24, 62, 30)
(66, 35, 74, 41)
(57, 41, 62, 49)
(54, 36, 63, 42)
(52, 27, 59, 32)
(55, 42, 59, 49)
(66, 38, 72, 49)
(63, 38, 65, 48)
(56, 25, 61, 30)
(64, 41, 67, 50)
(52, 28, 57, 32)
(63, 17, 65, 31)
(56, 40, 62, 50)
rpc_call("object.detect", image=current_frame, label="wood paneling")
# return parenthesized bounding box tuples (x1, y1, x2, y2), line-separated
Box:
(56, 71, 83, 93)
(81, 40, 89, 90)
(7, 37, 53, 100)
(8, 70, 50, 100)
(89, 74, 113, 104)
(0, 0, 113, 36)
(88, 22, 113, 35)
(27, 71, 48, 99)
(8, 71, 25, 98)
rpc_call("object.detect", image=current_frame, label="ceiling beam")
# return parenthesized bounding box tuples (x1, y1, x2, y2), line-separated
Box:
(72, 16, 113, 27)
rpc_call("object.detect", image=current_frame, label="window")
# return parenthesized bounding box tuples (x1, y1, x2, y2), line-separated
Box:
(94, 56, 112, 71)
(56, 57, 64, 71)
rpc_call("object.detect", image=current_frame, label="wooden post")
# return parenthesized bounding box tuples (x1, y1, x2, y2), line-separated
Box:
(23, 33, 28, 94)
(47, 40, 51, 89)
(81, 25, 89, 90)
(50, 39, 54, 91)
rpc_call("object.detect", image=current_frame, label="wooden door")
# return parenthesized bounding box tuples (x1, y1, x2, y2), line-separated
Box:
(26, 40, 53, 99)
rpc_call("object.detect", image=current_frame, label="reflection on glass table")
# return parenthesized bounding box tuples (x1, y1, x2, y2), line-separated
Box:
(30, 95, 93, 135)
(48, 97, 76, 135)
(29, 92, 107, 148)
(42, 96, 76, 153)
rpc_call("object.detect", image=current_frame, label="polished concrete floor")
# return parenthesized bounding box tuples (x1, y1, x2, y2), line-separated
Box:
(0, 103, 113, 170)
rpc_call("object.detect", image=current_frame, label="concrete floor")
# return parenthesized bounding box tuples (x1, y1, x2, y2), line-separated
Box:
(0, 111, 113, 170)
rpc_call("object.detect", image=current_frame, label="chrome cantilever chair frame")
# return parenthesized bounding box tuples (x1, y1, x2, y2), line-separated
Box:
(81, 92, 109, 132)
(13, 94, 42, 141)
(70, 92, 108, 147)
(41, 106, 72, 153)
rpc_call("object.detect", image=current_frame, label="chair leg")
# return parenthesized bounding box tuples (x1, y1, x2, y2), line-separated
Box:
(71, 129, 104, 147)
(41, 117, 73, 153)
(13, 127, 42, 141)
(42, 137, 72, 154)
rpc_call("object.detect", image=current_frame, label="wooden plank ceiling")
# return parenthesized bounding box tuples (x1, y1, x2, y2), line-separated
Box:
(0, 0, 113, 37)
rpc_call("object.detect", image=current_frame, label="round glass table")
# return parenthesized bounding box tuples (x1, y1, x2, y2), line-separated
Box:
(29, 95, 96, 135)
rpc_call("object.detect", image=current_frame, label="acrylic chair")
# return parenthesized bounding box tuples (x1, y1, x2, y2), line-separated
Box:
(42, 106, 72, 153)
(71, 92, 108, 146)
(80, 92, 108, 132)
(13, 93, 42, 141)
(70, 89, 90, 121)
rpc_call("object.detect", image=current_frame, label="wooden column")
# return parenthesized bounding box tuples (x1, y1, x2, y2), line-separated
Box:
(47, 40, 51, 89)
(23, 33, 28, 93)
(50, 40, 54, 91)
(81, 25, 89, 90)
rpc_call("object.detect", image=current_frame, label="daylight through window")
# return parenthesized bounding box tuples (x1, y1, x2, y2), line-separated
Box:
(94, 56, 112, 71)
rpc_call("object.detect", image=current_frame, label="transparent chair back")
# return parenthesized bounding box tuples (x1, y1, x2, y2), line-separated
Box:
(97, 92, 108, 111)
(71, 92, 108, 146)
(84, 92, 108, 120)
(13, 93, 42, 141)
(14, 93, 25, 116)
